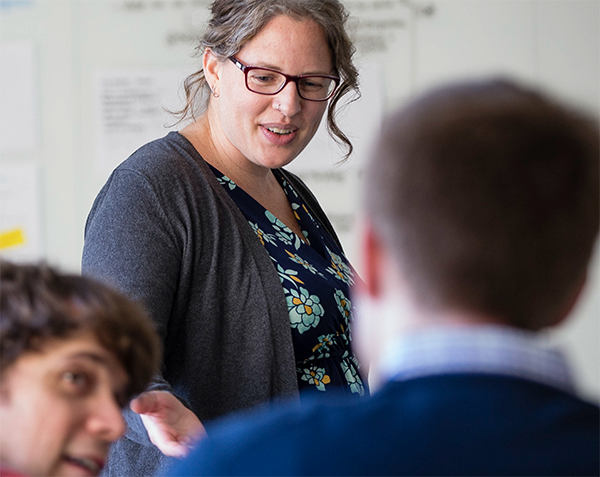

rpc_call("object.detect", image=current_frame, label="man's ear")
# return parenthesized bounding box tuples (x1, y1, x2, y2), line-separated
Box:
(360, 219, 387, 299)
(550, 273, 588, 328)
(203, 48, 221, 96)
(0, 367, 14, 403)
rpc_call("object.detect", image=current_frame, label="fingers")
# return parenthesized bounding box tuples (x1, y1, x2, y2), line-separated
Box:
(154, 438, 193, 458)
(141, 416, 196, 458)
(189, 423, 208, 442)
(133, 392, 205, 458)
(130, 391, 160, 415)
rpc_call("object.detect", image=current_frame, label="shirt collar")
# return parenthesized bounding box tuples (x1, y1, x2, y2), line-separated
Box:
(378, 325, 576, 395)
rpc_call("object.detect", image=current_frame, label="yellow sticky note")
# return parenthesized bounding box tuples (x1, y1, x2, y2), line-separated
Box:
(0, 228, 26, 250)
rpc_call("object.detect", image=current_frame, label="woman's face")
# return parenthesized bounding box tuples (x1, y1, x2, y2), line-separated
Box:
(208, 15, 334, 171)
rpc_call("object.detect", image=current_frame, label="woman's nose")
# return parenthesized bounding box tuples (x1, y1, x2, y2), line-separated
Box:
(274, 81, 302, 117)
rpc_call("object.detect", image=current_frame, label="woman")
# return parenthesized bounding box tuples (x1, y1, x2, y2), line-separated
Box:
(83, 0, 363, 475)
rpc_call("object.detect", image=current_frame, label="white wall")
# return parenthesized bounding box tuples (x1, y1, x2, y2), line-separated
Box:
(0, 0, 598, 399)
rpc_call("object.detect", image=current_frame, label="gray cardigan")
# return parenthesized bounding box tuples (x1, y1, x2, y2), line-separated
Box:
(82, 132, 342, 477)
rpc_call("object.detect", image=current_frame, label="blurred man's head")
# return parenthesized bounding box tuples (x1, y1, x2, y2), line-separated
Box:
(0, 261, 162, 477)
(357, 79, 598, 372)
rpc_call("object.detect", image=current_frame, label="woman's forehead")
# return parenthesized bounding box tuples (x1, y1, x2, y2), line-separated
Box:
(239, 16, 332, 73)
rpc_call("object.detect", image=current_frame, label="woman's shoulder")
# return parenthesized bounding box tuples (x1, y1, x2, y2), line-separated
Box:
(115, 132, 207, 183)
(96, 132, 219, 208)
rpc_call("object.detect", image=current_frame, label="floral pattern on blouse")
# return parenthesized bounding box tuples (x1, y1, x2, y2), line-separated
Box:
(325, 246, 355, 286)
(217, 175, 237, 190)
(285, 286, 325, 334)
(249, 222, 278, 247)
(299, 365, 331, 391)
(210, 165, 366, 397)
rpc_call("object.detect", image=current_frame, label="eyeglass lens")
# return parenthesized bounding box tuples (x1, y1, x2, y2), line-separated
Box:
(246, 69, 336, 100)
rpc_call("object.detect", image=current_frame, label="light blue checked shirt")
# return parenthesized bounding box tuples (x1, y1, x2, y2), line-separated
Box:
(378, 325, 576, 395)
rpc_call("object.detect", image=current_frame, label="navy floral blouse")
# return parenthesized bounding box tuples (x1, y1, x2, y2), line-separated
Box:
(211, 165, 366, 397)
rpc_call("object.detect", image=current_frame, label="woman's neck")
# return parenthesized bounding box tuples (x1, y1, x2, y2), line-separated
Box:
(180, 117, 282, 206)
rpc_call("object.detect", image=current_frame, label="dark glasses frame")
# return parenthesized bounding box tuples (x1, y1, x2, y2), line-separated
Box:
(229, 56, 340, 102)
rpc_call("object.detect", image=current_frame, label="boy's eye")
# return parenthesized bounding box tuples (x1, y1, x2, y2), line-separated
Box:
(61, 371, 92, 393)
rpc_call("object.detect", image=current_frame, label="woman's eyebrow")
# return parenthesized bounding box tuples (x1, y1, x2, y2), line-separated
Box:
(245, 60, 331, 76)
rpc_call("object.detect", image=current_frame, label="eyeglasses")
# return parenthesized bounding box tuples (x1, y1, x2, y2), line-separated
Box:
(229, 56, 340, 102)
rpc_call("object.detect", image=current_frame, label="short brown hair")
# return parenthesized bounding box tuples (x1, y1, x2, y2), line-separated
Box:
(172, 0, 359, 159)
(0, 261, 162, 400)
(365, 79, 599, 330)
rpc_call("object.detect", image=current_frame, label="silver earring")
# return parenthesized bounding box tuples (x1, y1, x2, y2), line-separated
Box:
(211, 85, 219, 98)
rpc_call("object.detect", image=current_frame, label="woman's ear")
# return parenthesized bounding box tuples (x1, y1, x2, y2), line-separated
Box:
(203, 48, 221, 97)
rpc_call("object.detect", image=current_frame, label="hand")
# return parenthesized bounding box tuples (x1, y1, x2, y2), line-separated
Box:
(130, 390, 206, 458)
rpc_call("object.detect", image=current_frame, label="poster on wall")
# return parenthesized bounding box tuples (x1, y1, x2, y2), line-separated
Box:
(0, 42, 39, 152)
(93, 69, 183, 179)
(0, 162, 43, 262)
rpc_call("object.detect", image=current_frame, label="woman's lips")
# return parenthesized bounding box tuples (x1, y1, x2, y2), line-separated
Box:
(261, 124, 298, 146)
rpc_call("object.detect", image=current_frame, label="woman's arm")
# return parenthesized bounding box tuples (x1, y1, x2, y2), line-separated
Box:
(82, 167, 201, 452)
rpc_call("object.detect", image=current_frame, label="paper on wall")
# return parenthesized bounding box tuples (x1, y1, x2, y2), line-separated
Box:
(93, 69, 184, 179)
(0, 162, 43, 261)
(0, 42, 39, 152)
